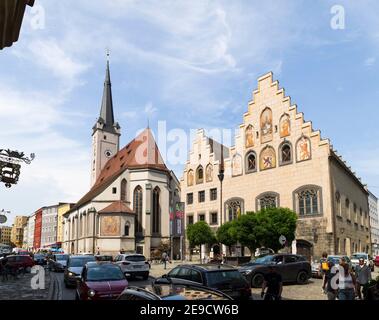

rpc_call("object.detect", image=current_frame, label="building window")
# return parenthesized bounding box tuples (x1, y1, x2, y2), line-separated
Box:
(256, 192, 279, 211)
(210, 212, 218, 225)
(121, 179, 127, 201)
(196, 166, 204, 184)
(187, 193, 193, 205)
(112, 187, 117, 194)
(210, 188, 217, 201)
(345, 198, 350, 220)
(152, 187, 161, 234)
(198, 214, 205, 222)
(225, 198, 244, 221)
(279, 142, 292, 165)
(187, 215, 194, 225)
(198, 191, 205, 203)
(133, 186, 143, 233)
(335, 192, 341, 216)
(187, 169, 194, 186)
(245, 151, 257, 173)
(124, 223, 130, 236)
(294, 186, 322, 216)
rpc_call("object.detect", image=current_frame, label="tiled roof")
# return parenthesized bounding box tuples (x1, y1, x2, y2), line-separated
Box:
(69, 128, 168, 213)
(98, 201, 135, 214)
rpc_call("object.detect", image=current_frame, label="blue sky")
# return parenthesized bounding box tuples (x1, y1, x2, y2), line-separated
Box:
(1, 0, 379, 225)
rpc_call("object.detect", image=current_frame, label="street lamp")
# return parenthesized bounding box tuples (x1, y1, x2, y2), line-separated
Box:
(217, 144, 225, 258)
(0, 149, 35, 188)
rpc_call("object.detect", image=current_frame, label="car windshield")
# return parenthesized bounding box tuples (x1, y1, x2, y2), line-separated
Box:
(34, 254, 44, 259)
(69, 257, 95, 267)
(86, 265, 125, 281)
(253, 255, 274, 264)
(327, 256, 342, 264)
(125, 255, 145, 262)
(56, 255, 69, 261)
(351, 254, 367, 260)
(206, 270, 244, 287)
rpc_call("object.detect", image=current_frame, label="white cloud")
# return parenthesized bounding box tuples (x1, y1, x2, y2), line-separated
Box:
(364, 57, 376, 66)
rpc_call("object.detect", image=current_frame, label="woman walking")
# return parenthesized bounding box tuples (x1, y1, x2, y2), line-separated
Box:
(338, 258, 356, 300)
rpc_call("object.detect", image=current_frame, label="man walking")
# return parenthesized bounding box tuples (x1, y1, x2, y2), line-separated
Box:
(322, 260, 338, 300)
(162, 251, 168, 270)
(261, 266, 283, 300)
(355, 258, 372, 300)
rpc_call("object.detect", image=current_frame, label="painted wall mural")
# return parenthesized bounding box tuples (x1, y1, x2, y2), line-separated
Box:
(260, 146, 276, 170)
(101, 215, 120, 236)
(187, 169, 194, 186)
(245, 124, 255, 148)
(206, 164, 213, 182)
(260, 108, 273, 143)
(280, 114, 291, 138)
(297, 136, 311, 161)
(232, 154, 243, 176)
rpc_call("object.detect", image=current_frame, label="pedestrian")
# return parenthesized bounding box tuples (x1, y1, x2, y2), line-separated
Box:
(319, 252, 329, 276)
(261, 265, 283, 300)
(322, 260, 338, 300)
(162, 251, 168, 269)
(338, 258, 356, 300)
(355, 258, 372, 300)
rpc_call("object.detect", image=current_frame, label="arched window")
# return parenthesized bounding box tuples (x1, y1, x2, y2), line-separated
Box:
(121, 179, 127, 201)
(225, 198, 244, 221)
(279, 141, 292, 165)
(335, 192, 341, 216)
(256, 192, 280, 211)
(196, 166, 204, 184)
(296, 136, 311, 162)
(245, 124, 255, 148)
(232, 153, 243, 176)
(245, 151, 257, 173)
(205, 164, 213, 182)
(259, 146, 276, 170)
(152, 187, 160, 234)
(260, 107, 273, 143)
(293, 185, 322, 216)
(279, 114, 291, 138)
(133, 186, 143, 233)
(124, 222, 130, 236)
(345, 198, 350, 220)
(187, 169, 194, 186)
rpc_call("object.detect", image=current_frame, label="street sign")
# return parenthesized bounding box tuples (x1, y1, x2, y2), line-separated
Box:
(279, 235, 286, 246)
(0, 214, 7, 224)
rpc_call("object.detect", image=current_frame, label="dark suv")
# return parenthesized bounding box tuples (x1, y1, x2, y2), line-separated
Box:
(163, 264, 251, 300)
(239, 254, 312, 287)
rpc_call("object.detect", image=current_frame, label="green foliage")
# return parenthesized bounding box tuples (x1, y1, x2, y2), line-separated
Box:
(216, 221, 237, 247)
(186, 221, 215, 247)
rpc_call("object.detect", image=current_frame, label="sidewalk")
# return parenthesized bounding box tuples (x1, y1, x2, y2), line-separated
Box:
(0, 270, 50, 300)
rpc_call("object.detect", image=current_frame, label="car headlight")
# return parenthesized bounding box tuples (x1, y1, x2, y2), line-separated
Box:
(68, 272, 74, 276)
(88, 289, 96, 297)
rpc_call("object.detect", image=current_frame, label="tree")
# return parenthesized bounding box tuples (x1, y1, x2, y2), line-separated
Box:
(216, 221, 237, 255)
(231, 212, 260, 256)
(186, 221, 215, 263)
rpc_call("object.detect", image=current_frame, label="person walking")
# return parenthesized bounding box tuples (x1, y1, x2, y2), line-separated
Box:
(261, 266, 283, 300)
(338, 258, 356, 300)
(355, 258, 372, 300)
(322, 260, 338, 300)
(319, 252, 329, 276)
(162, 251, 168, 270)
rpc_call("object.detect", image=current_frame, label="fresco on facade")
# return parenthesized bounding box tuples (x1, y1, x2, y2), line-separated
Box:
(280, 114, 291, 137)
(260, 108, 273, 143)
(206, 164, 213, 182)
(232, 154, 243, 176)
(260, 146, 276, 170)
(101, 215, 120, 236)
(245, 124, 254, 148)
(187, 169, 194, 186)
(297, 136, 311, 161)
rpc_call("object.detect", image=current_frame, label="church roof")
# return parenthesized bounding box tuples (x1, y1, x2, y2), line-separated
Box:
(69, 128, 169, 213)
(98, 201, 135, 214)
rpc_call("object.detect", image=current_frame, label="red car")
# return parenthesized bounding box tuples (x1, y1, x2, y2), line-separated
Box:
(3, 255, 35, 272)
(76, 262, 128, 300)
(374, 256, 379, 267)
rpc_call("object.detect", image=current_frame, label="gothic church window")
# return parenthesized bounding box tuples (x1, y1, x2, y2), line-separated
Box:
(196, 166, 204, 184)
(256, 192, 279, 211)
(279, 142, 292, 165)
(152, 187, 161, 234)
(245, 151, 257, 173)
(294, 186, 322, 216)
(134, 186, 143, 233)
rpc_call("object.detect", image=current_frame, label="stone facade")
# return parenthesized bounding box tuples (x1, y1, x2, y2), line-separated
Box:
(41, 205, 58, 248)
(10, 216, 28, 248)
(369, 191, 379, 257)
(180, 72, 371, 260)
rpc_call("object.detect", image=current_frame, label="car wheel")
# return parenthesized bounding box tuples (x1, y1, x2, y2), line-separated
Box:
(251, 273, 264, 288)
(296, 270, 308, 284)
(25, 266, 31, 273)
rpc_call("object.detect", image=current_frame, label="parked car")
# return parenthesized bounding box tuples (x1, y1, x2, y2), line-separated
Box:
(350, 253, 374, 272)
(311, 260, 322, 278)
(76, 262, 128, 300)
(327, 255, 352, 270)
(374, 256, 379, 267)
(48, 254, 69, 272)
(118, 277, 233, 300)
(64, 255, 96, 288)
(114, 253, 150, 280)
(3, 255, 35, 272)
(239, 254, 311, 288)
(33, 253, 47, 266)
(95, 255, 113, 262)
(164, 264, 251, 300)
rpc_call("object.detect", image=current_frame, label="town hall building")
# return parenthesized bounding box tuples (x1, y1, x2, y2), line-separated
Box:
(181, 72, 371, 261)
(62, 60, 180, 257)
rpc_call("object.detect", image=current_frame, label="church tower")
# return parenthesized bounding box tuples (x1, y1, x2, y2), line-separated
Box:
(91, 56, 121, 187)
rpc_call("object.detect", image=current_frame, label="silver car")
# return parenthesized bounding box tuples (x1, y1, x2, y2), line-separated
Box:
(114, 253, 150, 280)
(48, 254, 69, 272)
(64, 255, 96, 288)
